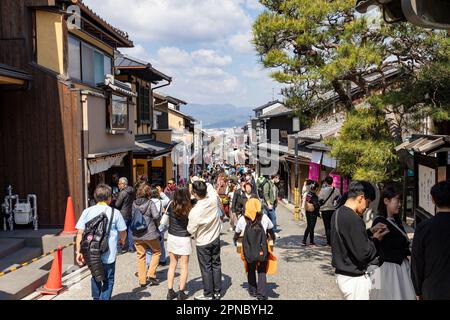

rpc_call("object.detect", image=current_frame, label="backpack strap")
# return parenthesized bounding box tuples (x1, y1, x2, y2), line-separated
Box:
(322, 187, 335, 205)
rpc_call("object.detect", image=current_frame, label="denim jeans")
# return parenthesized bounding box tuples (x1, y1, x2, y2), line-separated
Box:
(264, 205, 278, 232)
(146, 230, 167, 265)
(117, 218, 135, 252)
(91, 262, 115, 300)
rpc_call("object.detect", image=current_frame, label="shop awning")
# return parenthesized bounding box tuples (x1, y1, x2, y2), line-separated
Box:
(133, 137, 176, 158)
(88, 152, 128, 175)
(104, 74, 137, 97)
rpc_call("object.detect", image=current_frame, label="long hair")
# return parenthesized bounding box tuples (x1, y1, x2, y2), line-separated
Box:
(378, 184, 402, 224)
(173, 187, 192, 219)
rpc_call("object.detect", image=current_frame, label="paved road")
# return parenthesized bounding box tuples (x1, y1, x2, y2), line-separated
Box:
(55, 203, 342, 300)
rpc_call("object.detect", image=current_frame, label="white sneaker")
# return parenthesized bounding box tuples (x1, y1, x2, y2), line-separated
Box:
(275, 232, 281, 239)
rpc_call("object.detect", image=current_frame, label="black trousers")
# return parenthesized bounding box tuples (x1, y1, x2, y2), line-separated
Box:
(303, 212, 318, 244)
(321, 210, 334, 245)
(247, 261, 268, 300)
(196, 237, 222, 297)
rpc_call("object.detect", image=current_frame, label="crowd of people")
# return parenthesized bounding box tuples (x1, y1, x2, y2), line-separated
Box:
(75, 163, 280, 301)
(74, 162, 450, 301)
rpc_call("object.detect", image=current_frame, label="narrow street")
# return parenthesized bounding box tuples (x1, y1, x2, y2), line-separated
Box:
(55, 203, 341, 300)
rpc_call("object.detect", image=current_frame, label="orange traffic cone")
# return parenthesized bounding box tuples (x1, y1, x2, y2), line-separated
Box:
(62, 196, 77, 234)
(41, 247, 64, 295)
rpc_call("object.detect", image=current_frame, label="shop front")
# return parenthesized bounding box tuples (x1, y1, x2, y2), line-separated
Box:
(395, 134, 450, 226)
(133, 135, 175, 186)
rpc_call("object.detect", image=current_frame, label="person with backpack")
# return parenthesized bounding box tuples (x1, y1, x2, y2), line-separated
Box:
(187, 181, 223, 300)
(318, 176, 341, 246)
(233, 198, 276, 300)
(144, 186, 170, 266)
(75, 184, 127, 300)
(131, 183, 162, 287)
(262, 175, 280, 236)
(302, 180, 321, 246)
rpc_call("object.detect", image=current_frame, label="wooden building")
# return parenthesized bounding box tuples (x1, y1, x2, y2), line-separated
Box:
(0, 0, 134, 227)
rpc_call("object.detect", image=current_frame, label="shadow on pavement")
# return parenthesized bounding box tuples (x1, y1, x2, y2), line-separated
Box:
(185, 273, 232, 298)
(112, 286, 152, 300)
(240, 282, 280, 299)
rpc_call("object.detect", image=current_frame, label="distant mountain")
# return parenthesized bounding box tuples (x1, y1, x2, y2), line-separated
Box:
(180, 103, 253, 129)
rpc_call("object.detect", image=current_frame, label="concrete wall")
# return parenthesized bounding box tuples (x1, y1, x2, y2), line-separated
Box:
(36, 10, 64, 74)
(84, 94, 135, 155)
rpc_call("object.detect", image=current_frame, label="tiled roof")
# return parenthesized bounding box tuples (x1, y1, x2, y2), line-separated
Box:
(295, 113, 346, 142)
(259, 104, 292, 118)
(253, 100, 282, 112)
(115, 53, 172, 82)
(77, 1, 133, 47)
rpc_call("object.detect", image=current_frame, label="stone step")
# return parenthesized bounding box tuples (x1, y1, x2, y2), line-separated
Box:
(0, 238, 25, 259)
(0, 246, 43, 272)
(0, 253, 54, 300)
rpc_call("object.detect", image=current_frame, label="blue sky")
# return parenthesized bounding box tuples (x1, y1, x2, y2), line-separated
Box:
(83, 0, 284, 108)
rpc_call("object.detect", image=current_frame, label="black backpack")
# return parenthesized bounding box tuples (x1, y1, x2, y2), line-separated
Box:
(242, 218, 269, 263)
(80, 207, 114, 282)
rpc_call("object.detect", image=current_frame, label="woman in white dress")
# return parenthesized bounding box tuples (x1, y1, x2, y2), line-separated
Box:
(163, 187, 193, 300)
(370, 184, 416, 300)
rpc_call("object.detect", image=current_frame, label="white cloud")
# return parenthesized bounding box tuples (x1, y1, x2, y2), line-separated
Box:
(82, 0, 253, 45)
(191, 49, 232, 66)
(229, 31, 254, 54)
(242, 65, 270, 79)
(156, 47, 192, 67)
(189, 67, 227, 79)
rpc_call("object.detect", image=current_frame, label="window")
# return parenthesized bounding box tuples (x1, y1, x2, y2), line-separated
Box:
(68, 36, 81, 80)
(137, 83, 150, 122)
(109, 94, 129, 131)
(68, 35, 112, 86)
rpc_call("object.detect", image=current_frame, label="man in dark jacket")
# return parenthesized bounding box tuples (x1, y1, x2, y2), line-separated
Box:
(331, 181, 389, 300)
(411, 180, 450, 300)
(115, 177, 135, 253)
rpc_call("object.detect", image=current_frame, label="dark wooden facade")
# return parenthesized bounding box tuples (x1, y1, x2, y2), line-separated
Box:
(0, 1, 83, 227)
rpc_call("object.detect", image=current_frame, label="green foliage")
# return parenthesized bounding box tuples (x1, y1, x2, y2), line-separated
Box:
(325, 109, 399, 183)
(253, 0, 449, 116)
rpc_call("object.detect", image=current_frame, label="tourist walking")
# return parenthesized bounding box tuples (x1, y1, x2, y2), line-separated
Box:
(131, 183, 162, 287)
(75, 184, 127, 300)
(114, 177, 135, 254)
(163, 187, 193, 300)
(411, 180, 450, 300)
(318, 176, 341, 246)
(262, 174, 280, 235)
(369, 184, 415, 300)
(187, 181, 223, 300)
(302, 180, 320, 246)
(233, 198, 276, 300)
(330, 181, 389, 300)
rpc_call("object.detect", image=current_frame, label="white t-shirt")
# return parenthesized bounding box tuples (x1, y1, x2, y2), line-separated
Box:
(235, 214, 274, 234)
